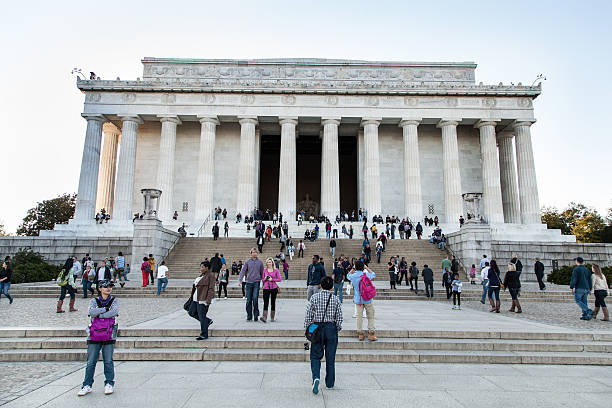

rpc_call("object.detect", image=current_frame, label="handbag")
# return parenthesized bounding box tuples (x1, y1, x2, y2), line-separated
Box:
(305, 293, 333, 344)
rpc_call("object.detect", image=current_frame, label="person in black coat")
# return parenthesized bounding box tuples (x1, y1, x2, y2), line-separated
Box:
(534, 258, 546, 291)
(503, 263, 522, 313)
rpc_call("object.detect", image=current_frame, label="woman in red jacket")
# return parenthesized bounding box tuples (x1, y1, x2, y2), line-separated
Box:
(141, 257, 151, 287)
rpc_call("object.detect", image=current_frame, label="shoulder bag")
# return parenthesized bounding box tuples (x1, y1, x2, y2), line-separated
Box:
(305, 293, 332, 344)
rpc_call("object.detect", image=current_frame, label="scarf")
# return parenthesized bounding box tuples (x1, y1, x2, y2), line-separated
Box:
(97, 295, 113, 308)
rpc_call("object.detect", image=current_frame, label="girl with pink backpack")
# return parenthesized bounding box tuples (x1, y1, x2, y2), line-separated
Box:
(78, 280, 118, 397)
(347, 260, 378, 341)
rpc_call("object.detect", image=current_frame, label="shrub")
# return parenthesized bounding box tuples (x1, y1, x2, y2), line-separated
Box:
(547, 264, 612, 286)
(11, 248, 61, 284)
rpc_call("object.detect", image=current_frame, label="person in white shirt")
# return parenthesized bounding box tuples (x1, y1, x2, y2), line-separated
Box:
(156, 261, 169, 295)
(479, 255, 490, 269)
(480, 262, 490, 304)
(72, 257, 82, 282)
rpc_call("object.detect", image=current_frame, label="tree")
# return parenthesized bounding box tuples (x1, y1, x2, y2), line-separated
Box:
(541, 207, 569, 234)
(16, 193, 76, 236)
(571, 211, 606, 243)
(0, 220, 7, 236)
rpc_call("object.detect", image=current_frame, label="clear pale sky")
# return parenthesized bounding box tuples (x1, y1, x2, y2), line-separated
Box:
(1, 0, 610, 233)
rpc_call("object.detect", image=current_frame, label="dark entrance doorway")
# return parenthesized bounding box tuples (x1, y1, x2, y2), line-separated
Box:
(296, 135, 321, 216)
(339, 135, 357, 213)
(258, 135, 280, 212)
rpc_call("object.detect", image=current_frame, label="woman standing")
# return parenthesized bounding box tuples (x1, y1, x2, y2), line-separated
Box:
(282, 259, 289, 281)
(487, 260, 502, 313)
(77, 280, 118, 396)
(57, 257, 78, 313)
(0, 261, 13, 304)
(260, 258, 281, 323)
(82, 265, 95, 298)
(503, 263, 522, 313)
(387, 258, 397, 289)
(141, 257, 151, 287)
(218, 263, 229, 299)
(592, 264, 609, 321)
(224, 222, 229, 238)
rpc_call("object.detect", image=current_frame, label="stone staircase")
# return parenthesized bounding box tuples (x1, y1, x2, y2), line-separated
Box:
(1, 328, 611, 364)
(165, 237, 450, 280)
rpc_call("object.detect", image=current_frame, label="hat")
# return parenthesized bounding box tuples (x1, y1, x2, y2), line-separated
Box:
(98, 280, 115, 288)
(574, 257, 584, 264)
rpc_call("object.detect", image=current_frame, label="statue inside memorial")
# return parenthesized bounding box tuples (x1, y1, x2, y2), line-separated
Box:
(297, 193, 319, 218)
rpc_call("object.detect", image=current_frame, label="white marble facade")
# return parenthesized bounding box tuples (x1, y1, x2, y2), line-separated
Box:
(69, 58, 545, 232)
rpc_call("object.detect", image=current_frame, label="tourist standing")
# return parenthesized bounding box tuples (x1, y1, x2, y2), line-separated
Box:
(298, 240, 305, 258)
(212, 222, 220, 240)
(487, 260, 502, 313)
(469, 264, 476, 284)
(592, 264, 609, 321)
(141, 257, 151, 287)
(217, 263, 229, 299)
(156, 261, 169, 295)
(288, 243, 295, 260)
(347, 260, 377, 341)
(415, 222, 423, 239)
(409, 261, 419, 293)
(82, 265, 95, 298)
(534, 258, 546, 291)
(332, 262, 344, 303)
(147, 254, 156, 285)
(77, 280, 118, 396)
(116, 252, 126, 287)
(329, 238, 336, 258)
(0, 261, 13, 304)
(257, 235, 265, 253)
(304, 276, 342, 394)
(398, 257, 408, 286)
(503, 263, 521, 313)
(191, 261, 215, 339)
(451, 273, 462, 310)
(238, 248, 264, 321)
(388, 258, 397, 289)
(57, 258, 78, 313)
(422, 264, 434, 298)
(282, 259, 289, 280)
(480, 262, 490, 304)
(261, 258, 281, 322)
(570, 257, 593, 320)
(224, 221, 229, 238)
(211, 253, 222, 280)
(307, 255, 326, 300)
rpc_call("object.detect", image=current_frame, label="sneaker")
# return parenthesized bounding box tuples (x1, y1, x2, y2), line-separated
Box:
(196, 336, 208, 340)
(352, 314, 357, 318)
(104, 384, 114, 395)
(452, 306, 457, 310)
(78, 385, 92, 396)
(224, 297, 228, 299)
(312, 378, 320, 395)
(242, 296, 246, 299)
(458, 306, 462, 310)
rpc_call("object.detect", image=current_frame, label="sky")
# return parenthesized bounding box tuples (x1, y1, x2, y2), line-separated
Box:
(0, 0, 611, 233)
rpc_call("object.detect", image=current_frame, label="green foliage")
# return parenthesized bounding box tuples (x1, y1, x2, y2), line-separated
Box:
(11, 248, 61, 284)
(541, 202, 612, 243)
(547, 264, 612, 286)
(16, 193, 76, 236)
(0, 221, 7, 236)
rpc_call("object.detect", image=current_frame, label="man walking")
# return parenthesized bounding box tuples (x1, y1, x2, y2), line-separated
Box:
(422, 264, 434, 298)
(210, 253, 222, 280)
(305, 276, 343, 394)
(329, 238, 337, 258)
(298, 240, 306, 258)
(570, 257, 593, 320)
(238, 248, 264, 321)
(534, 258, 546, 291)
(307, 255, 326, 301)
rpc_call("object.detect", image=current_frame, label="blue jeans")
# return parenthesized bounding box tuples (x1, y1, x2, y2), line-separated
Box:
(326, 230, 331, 239)
(157, 277, 168, 295)
(82, 280, 93, 298)
(197, 303, 212, 337)
(310, 322, 338, 389)
(245, 282, 260, 320)
(333, 282, 343, 303)
(0, 282, 12, 302)
(82, 343, 114, 387)
(574, 288, 592, 317)
(438, 242, 445, 250)
(481, 279, 489, 303)
(488, 286, 500, 301)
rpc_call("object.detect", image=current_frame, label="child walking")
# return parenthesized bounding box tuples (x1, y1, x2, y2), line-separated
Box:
(469, 264, 476, 284)
(451, 273, 462, 310)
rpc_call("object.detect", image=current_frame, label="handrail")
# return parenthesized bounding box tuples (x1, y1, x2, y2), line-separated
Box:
(195, 213, 212, 237)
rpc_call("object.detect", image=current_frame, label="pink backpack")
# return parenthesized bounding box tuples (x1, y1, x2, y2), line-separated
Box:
(89, 297, 116, 342)
(359, 272, 376, 303)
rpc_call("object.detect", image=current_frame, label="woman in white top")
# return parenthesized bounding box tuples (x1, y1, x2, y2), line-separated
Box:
(156, 261, 169, 295)
(592, 264, 609, 321)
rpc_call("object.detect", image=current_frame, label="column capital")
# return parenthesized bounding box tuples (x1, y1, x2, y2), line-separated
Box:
(158, 115, 182, 125)
(474, 119, 501, 129)
(399, 118, 421, 127)
(360, 118, 381, 127)
(279, 117, 298, 126)
(81, 113, 107, 122)
(437, 119, 461, 128)
(321, 117, 341, 126)
(238, 116, 258, 126)
(118, 115, 143, 124)
(512, 119, 536, 129)
(198, 116, 219, 125)
(102, 122, 120, 134)
(497, 130, 514, 140)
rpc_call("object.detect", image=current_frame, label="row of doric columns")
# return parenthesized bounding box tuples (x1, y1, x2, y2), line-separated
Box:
(74, 114, 540, 227)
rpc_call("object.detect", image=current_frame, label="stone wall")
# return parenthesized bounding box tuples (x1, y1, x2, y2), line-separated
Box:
(131, 219, 181, 269)
(0, 236, 133, 267)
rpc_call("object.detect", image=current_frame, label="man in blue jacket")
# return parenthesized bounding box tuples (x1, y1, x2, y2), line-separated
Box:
(570, 257, 593, 320)
(307, 255, 326, 301)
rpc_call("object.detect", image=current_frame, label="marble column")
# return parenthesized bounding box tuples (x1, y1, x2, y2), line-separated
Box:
(95, 122, 120, 215)
(497, 131, 521, 223)
(194, 116, 219, 221)
(74, 114, 106, 222)
(155, 115, 181, 224)
(113, 115, 142, 222)
(475, 119, 504, 224)
(399, 119, 423, 222)
(357, 129, 364, 210)
(278, 117, 297, 221)
(254, 128, 261, 211)
(236, 117, 258, 216)
(513, 120, 541, 224)
(320, 118, 341, 219)
(361, 118, 382, 216)
(437, 119, 463, 224)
